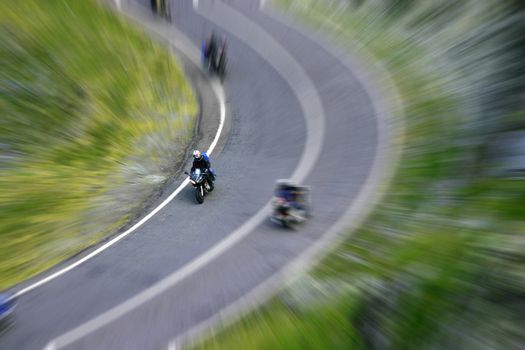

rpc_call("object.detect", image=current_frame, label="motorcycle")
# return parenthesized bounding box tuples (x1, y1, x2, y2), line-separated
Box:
(270, 180, 311, 228)
(0, 293, 16, 332)
(202, 37, 227, 81)
(185, 168, 214, 204)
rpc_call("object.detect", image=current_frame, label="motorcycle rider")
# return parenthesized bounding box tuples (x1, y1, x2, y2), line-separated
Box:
(203, 32, 219, 71)
(277, 185, 293, 205)
(191, 150, 215, 182)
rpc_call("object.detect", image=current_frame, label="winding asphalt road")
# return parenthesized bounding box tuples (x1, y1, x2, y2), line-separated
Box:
(0, 1, 394, 349)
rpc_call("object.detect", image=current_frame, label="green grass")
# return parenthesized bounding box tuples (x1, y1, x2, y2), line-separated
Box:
(192, 0, 525, 349)
(0, 0, 197, 289)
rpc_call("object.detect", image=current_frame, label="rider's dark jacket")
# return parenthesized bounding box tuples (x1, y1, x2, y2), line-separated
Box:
(191, 156, 210, 172)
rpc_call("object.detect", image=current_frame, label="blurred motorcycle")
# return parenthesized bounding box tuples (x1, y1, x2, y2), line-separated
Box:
(270, 180, 311, 228)
(0, 294, 16, 332)
(202, 35, 227, 81)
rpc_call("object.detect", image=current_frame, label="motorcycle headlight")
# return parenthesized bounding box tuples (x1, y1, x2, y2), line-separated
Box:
(190, 180, 196, 185)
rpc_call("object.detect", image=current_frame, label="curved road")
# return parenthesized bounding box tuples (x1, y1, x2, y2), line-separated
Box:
(0, 1, 393, 349)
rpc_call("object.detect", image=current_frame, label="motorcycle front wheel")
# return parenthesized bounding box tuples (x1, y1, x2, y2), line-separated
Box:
(196, 186, 204, 204)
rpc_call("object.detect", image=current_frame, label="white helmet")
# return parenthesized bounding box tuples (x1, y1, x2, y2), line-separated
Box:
(193, 150, 202, 160)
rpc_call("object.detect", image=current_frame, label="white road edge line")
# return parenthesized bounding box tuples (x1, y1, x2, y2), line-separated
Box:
(167, 341, 177, 350)
(12, 20, 226, 301)
(45, 1, 327, 348)
(167, 2, 405, 349)
(193, 0, 199, 10)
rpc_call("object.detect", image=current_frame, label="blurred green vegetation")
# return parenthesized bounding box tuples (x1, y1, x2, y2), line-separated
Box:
(0, 0, 196, 289)
(194, 0, 524, 349)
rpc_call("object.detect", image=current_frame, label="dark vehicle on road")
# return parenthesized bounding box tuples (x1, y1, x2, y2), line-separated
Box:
(202, 34, 227, 81)
(150, 0, 170, 21)
(271, 180, 311, 228)
(185, 168, 214, 204)
(0, 294, 16, 332)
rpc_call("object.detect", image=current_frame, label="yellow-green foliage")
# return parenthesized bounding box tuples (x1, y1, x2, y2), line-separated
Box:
(0, 0, 197, 289)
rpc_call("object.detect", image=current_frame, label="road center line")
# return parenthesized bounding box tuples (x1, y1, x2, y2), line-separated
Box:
(168, 3, 404, 348)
